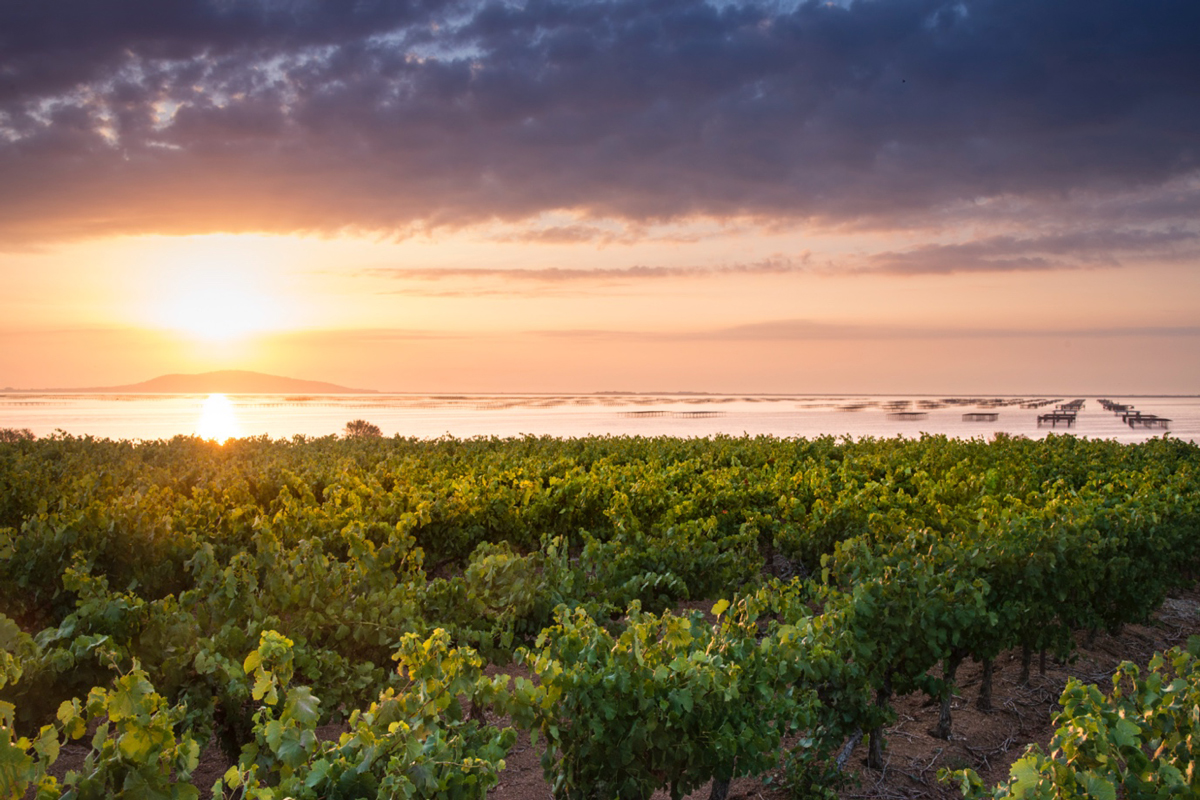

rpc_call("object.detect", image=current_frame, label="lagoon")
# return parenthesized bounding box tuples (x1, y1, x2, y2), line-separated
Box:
(2, 393, 1198, 444)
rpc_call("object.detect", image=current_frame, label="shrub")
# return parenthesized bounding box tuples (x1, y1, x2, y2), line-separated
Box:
(342, 420, 382, 438)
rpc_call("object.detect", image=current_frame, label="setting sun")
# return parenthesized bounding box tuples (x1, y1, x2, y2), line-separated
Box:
(166, 280, 276, 342)
(1, 0, 1198, 398)
(195, 394, 240, 442)
(138, 236, 294, 342)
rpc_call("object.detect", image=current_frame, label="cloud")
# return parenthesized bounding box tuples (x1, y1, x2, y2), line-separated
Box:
(268, 326, 467, 343)
(2, 0, 1199, 243)
(361, 255, 808, 287)
(861, 227, 1200, 275)
(531, 320, 1200, 342)
(358, 217, 1200, 284)
(488, 223, 629, 245)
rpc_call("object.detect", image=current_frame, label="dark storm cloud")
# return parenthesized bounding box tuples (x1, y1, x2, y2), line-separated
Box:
(0, 0, 451, 103)
(2, 0, 1199, 242)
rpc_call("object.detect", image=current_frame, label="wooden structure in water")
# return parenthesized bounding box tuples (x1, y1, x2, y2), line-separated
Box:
(619, 410, 726, 419)
(1037, 399, 1084, 428)
(962, 412, 999, 422)
(1037, 412, 1076, 427)
(1100, 399, 1170, 430)
(1122, 411, 1171, 429)
(888, 411, 928, 421)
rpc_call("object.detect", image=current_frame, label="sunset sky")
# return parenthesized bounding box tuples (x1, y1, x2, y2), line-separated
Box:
(2, 0, 1198, 393)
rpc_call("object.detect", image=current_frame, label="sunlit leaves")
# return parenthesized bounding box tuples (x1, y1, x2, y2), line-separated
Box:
(223, 630, 514, 799)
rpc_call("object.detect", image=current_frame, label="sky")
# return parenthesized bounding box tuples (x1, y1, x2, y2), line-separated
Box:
(2, 0, 1199, 394)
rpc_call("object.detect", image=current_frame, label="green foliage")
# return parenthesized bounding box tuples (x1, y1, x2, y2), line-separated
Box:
(464, 541, 541, 619)
(0, 613, 53, 800)
(0, 615, 36, 692)
(820, 529, 993, 760)
(777, 745, 853, 800)
(0, 708, 57, 799)
(520, 597, 831, 800)
(215, 628, 515, 800)
(1, 432, 1199, 796)
(2, 661, 200, 800)
(0, 429, 34, 444)
(946, 637, 1200, 799)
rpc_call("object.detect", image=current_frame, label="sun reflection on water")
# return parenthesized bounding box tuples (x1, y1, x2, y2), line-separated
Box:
(196, 394, 240, 443)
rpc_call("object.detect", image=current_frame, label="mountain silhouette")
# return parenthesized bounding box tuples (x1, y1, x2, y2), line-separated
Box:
(79, 370, 375, 394)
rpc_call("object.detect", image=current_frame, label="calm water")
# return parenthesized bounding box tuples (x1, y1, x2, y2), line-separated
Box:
(2, 393, 1198, 444)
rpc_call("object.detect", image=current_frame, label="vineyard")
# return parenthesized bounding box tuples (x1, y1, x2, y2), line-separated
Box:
(2, 432, 1199, 799)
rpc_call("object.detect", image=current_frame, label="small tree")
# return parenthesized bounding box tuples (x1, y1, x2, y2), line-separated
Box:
(343, 419, 382, 438)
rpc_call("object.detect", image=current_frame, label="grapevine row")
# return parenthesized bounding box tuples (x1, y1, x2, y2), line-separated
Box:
(1, 431, 1198, 797)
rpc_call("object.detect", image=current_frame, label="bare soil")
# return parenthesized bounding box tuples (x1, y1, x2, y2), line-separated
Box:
(826, 589, 1200, 800)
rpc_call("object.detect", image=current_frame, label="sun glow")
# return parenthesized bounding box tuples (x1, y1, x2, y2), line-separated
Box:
(164, 271, 283, 342)
(196, 394, 240, 442)
(142, 236, 295, 342)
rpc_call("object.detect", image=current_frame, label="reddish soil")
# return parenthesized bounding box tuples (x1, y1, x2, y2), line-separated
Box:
(832, 589, 1200, 800)
(35, 587, 1200, 800)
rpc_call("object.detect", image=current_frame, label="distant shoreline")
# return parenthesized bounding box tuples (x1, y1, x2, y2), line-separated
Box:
(5, 369, 376, 395)
(4, 389, 1198, 399)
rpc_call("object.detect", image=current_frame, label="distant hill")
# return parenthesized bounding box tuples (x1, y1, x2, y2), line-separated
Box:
(80, 370, 376, 394)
